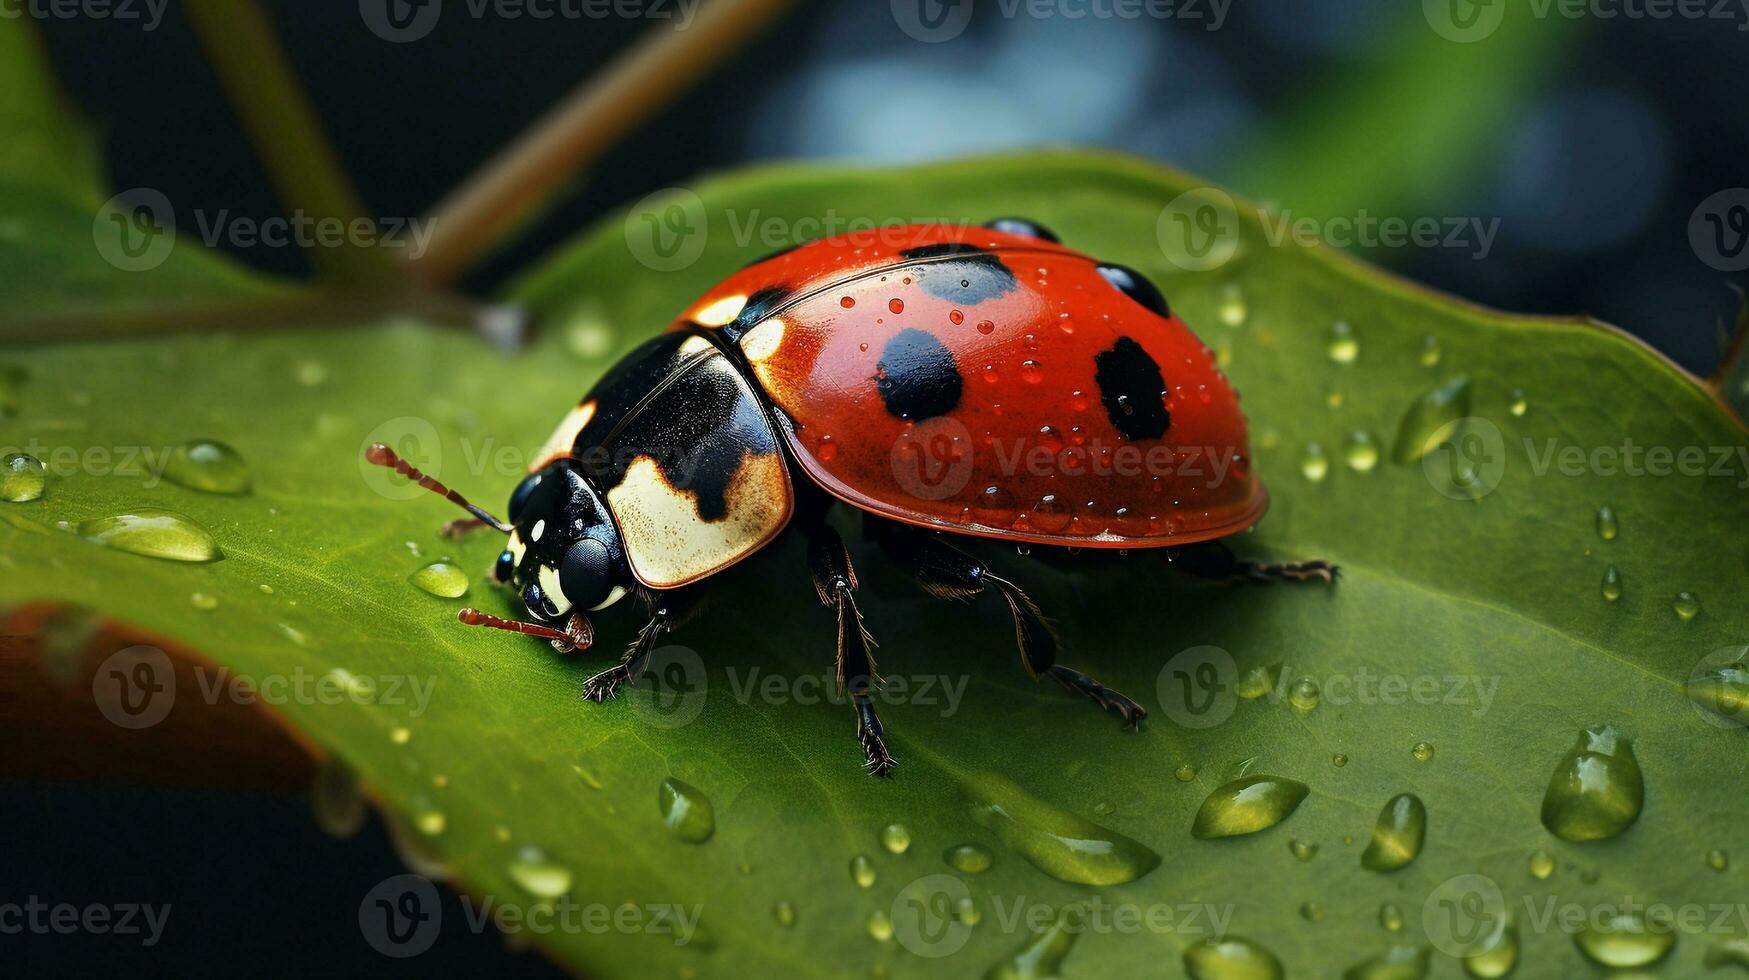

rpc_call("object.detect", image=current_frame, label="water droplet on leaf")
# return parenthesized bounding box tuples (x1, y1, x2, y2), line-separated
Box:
(1191, 775, 1309, 839)
(1540, 725, 1643, 841)
(79, 511, 222, 563)
(1360, 794, 1427, 872)
(658, 777, 715, 843)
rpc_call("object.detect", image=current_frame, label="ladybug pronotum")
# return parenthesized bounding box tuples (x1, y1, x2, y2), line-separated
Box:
(368, 219, 1335, 776)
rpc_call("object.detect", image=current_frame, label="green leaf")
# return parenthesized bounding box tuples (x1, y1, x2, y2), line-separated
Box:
(5, 151, 1748, 978)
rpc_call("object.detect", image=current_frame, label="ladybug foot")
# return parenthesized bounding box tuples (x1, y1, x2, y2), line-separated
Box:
(1047, 665, 1148, 730)
(1241, 560, 1339, 585)
(582, 664, 632, 703)
(855, 698, 898, 778)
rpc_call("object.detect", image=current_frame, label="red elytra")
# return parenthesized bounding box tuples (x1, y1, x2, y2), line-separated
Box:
(672, 223, 1265, 548)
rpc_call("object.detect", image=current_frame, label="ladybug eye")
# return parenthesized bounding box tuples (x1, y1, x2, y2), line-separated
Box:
(559, 538, 614, 611)
(494, 549, 516, 583)
(1097, 263, 1170, 318)
(508, 473, 542, 522)
(984, 217, 1060, 243)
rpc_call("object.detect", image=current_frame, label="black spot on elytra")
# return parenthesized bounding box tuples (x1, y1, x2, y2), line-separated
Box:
(723, 285, 790, 342)
(984, 217, 1060, 243)
(898, 243, 1017, 304)
(1094, 337, 1170, 440)
(876, 328, 963, 421)
(1097, 263, 1170, 318)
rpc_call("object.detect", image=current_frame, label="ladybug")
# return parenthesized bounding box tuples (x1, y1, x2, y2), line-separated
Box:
(368, 219, 1334, 776)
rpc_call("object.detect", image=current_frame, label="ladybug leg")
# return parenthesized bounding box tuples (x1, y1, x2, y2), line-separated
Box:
(582, 585, 704, 702)
(803, 518, 896, 778)
(1171, 542, 1339, 585)
(872, 521, 1147, 729)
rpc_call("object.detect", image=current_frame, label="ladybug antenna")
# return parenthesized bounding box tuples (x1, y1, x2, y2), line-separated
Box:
(457, 608, 593, 651)
(365, 443, 512, 534)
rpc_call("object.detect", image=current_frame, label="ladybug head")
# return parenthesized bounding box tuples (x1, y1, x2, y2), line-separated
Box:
(363, 444, 631, 650)
(494, 460, 632, 624)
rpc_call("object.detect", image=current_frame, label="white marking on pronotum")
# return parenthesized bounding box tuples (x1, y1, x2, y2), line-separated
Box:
(531, 519, 546, 543)
(693, 294, 747, 327)
(739, 317, 785, 362)
(537, 564, 572, 616)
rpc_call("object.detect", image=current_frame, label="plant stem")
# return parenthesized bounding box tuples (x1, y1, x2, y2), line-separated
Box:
(182, 0, 393, 288)
(406, 0, 798, 286)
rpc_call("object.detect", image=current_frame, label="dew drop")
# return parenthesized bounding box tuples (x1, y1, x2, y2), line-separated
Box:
(966, 774, 1160, 884)
(1360, 793, 1427, 872)
(1391, 376, 1472, 464)
(1674, 591, 1702, 621)
(1300, 902, 1325, 922)
(1379, 903, 1404, 932)
(1175, 763, 1198, 782)
(1687, 656, 1749, 723)
(658, 777, 715, 843)
(945, 843, 993, 874)
(888, 298, 904, 315)
(1289, 677, 1320, 711)
(866, 909, 893, 942)
(977, 319, 995, 335)
(163, 440, 252, 495)
(1573, 911, 1675, 968)
(1326, 321, 1358, 364)
(850, 853, 877, 888)
(1342, 944, 1430, 980)
(1528, 849, 1555, 880)
(571, 761, 604, 790)
(79, 511, 222, 563)
(390, 726, 411, 745)
(1182, 936, 1284, 980)
(310, 758, 366, 839)
(986, 905, 1082, 980)
(1418, 336, 1441, 367)
(410, 561, 469, 599)
(1300, 443, 1329, 482)
(949, 309, 964, 325)
(1539, 724, 1643, 841)
(1344, 431, 1380, 472)
(1508, 389, 1528, 417)
(1237, 665, 1278, 699)
(1216, 285, 1248, 328)
(774, 900, 796, 928)
(1332, 753, 1349, 768)
(413, 799, 446, 837)
(1, 453, 46, 502)
(295, 360, 329, 386)
(1090, 799, 1115, 816)
(1706, 938, 1749, 972)
(1020, 360, 1044, 384)
(1462, 917, 1519, 979)
(879, 822, 911, 855)
(508, 846, 573, 898)
(1595, 504, 1618, 541)
(190, 591, 218, 610)
(1600, 566, 1622, 602)
(1411, 742, 1435, 763)
(1191, 775, 1310, 839)
(955, 896, 980, 926)
(1289, 838, 1318, 861)
(839, 295, 855, 309)
(1707, 848, 1728, 871)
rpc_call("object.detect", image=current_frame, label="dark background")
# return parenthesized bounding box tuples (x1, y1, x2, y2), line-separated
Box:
(11, 0, 1748, 974)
